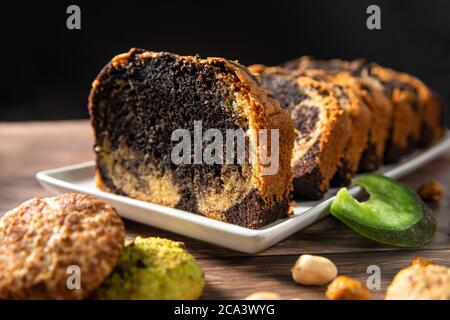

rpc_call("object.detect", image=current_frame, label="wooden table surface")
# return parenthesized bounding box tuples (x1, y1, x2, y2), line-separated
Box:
(0, 121, 449, 300)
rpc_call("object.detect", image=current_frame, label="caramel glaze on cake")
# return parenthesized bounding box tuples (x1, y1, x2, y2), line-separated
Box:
(249, 65, 351, 199)
(89, 49, 295, 229)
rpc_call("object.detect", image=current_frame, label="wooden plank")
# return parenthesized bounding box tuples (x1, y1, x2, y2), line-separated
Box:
(1, 121, 449, 300)
(123, 207, 450, 258)
(1, 121, 449, 257)
(198, 249, 450, 300)
(0, 121, 92, 210)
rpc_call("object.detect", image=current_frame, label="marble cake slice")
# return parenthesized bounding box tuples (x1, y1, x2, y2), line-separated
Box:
(249, 65, 351, 199)
(89, 49, 295, 229)
(291, 68, 372, 186)
(283, 56, 444, 166)
(282, 56, 393, 172)
(361, 63, 422, 163)
(359, 62, 444, 160)
(394, 70, 445, 147)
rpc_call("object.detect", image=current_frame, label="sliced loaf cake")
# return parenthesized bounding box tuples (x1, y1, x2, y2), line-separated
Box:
(249, 65, 351, 199)
(283, 56, 393, 171)
(89, 49, 295, 228)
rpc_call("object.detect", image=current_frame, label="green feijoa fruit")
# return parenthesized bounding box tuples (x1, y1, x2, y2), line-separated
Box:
(330, 174, 438, 247)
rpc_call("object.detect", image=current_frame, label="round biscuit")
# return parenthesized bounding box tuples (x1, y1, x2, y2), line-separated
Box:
(0, 193, 125, 299)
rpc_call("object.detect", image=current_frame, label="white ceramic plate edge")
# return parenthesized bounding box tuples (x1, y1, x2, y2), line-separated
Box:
(36, 132, 450, 253)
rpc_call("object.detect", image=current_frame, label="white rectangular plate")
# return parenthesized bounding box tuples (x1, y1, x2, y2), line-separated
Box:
(36, 133, 450, 253)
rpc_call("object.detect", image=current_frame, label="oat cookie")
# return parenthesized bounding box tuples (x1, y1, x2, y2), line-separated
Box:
(0, 193, 125, 299)
(386, 260, 450, 300)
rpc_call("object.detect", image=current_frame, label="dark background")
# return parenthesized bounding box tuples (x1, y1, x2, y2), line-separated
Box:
(0, 0, 449, 125)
